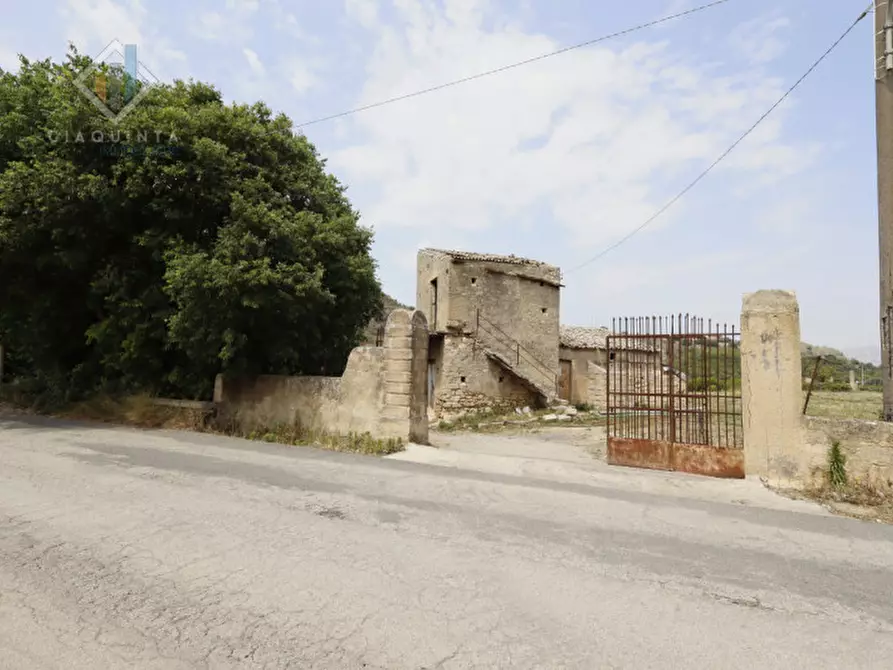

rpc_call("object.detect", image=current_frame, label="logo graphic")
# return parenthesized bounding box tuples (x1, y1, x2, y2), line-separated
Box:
(74, 40, 159, 123)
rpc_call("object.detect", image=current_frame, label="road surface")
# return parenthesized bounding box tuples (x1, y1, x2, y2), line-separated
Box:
(2, 412, 893, 669)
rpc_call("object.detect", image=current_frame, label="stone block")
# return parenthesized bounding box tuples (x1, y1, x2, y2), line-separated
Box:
(382, 405, 411, 419)
(385, 392, 411, 407)
(384, 335, 413, 350)
(385, 348, 413, 362)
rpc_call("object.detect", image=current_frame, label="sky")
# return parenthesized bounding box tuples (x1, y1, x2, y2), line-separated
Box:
(0, 0, 882, 361)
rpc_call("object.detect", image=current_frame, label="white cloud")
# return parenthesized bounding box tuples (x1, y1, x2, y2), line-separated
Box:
(61, 0, 147, 48)
(344, 0, 381, 30)
(729, 14, 790, 65)
(285, 59, 316, 94)
(0, 46, 20, 72)
(243, 47, 266, 75)
(331, 0, 814, 251)
(195, 0, 261, 43)
(60, 0, 187, 80)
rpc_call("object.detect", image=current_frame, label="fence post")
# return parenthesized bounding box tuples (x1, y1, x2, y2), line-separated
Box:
(740, 290, 803, 482)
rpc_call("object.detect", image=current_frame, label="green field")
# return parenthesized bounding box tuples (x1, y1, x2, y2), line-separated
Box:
(803, 391, 883, 421)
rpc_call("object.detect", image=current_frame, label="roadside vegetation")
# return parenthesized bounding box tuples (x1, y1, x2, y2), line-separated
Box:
(780, 439, 893, 524)
(0, 392, 404, 456)
(234, 424, 404, 456)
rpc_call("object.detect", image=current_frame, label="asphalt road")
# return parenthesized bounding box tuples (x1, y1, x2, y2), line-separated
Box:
(2, 413, 893, 669)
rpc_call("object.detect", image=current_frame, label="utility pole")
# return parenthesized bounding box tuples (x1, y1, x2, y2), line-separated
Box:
(876, 0, 893, 420)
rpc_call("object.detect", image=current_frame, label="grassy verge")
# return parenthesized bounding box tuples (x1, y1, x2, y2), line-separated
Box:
(435, 404, 605, 433)
(777, 439, 893, 524)
(59, 394, 211, 431)
(0, 392, 404, 456)
(783, 480, 893, 524)
(803, 390, 883, 420)
(231, 423, 404, 456)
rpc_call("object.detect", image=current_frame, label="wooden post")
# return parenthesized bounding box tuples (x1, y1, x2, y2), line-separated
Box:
(803, 356, 823, 415)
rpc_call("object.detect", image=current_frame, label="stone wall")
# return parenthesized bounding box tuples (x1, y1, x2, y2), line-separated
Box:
(214, 309, 429, 444)
(416, 251, 453, 333)
(434, 334, 538, 417)
(587, 362, 607, 412)
(802, 416, 893, 487)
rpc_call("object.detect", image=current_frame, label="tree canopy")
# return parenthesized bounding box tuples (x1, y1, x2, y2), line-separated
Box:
(0, 48, 382, 402)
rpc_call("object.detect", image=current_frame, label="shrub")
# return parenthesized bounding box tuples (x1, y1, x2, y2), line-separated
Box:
(828, 440, 848, 488)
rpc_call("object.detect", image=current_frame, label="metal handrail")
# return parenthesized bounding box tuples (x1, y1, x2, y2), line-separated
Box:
(474, 310, 558, 392)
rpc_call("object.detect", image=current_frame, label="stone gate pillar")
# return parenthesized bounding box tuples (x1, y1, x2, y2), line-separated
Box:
(740, 290, 802, 481)
(382, 309, 429, 444)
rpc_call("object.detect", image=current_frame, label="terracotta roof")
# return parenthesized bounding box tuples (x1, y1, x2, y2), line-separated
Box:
(419, 248, 558, 271)
(559, 325, 609, 349)
(560, 325, 659, 352)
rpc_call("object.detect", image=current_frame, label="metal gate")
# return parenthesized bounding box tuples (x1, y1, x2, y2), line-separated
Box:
(605, 314, 744, 479)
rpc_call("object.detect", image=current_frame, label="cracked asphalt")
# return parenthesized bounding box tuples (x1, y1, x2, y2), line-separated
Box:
(2, 413, 893, 669)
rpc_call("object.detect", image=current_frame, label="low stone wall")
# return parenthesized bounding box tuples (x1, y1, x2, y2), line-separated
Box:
(214, 309, 429, 444)
(801, 416, 893, 487)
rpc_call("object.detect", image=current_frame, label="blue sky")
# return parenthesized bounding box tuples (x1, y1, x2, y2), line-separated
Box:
(0, 0, 881, 360)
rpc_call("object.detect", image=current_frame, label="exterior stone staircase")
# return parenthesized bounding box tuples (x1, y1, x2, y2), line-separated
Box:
(473, 310, 559, 405)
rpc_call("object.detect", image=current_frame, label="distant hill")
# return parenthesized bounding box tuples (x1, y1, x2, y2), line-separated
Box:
(801, 343, 847, 360)
(801, 342, 882, 390)
(361, 294, 414, 345)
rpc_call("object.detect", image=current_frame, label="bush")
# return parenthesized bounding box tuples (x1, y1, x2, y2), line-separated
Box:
(828, 440, 848, 488)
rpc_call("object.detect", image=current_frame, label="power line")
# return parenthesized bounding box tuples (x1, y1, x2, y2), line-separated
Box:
(565, 3, 873, 276)
(291, 0, 735, 131)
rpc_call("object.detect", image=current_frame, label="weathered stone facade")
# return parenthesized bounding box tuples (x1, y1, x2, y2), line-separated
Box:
(435, 334, 534, 415)
(417, 249, 561, 416)
(558, 325, 674, 412)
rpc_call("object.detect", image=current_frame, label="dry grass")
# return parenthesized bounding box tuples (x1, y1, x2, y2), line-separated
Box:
(5, 392, 404, 456)
(803, 391, 883, 420)
(783, 480, 893, 524)
(233, 423, 405, 456)
(775, 436, 893, 524)
(59, 394, 211, 431)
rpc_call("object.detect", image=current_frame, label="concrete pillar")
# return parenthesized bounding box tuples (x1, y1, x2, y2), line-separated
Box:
(740, 290, 803, 482)
(875, 0, 893, 420)
(850, 369, 858, 391)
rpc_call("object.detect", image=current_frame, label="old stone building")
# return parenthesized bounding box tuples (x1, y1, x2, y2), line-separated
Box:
(416, 249, 561, 416)
(558, 326, 611, 411)
(559, 325, 685, 412)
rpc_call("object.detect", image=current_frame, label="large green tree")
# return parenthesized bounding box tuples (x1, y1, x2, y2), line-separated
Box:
(0, 49, 382, 401)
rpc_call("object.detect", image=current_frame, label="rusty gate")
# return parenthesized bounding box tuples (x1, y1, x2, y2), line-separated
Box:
(605, 314, 744, 479)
